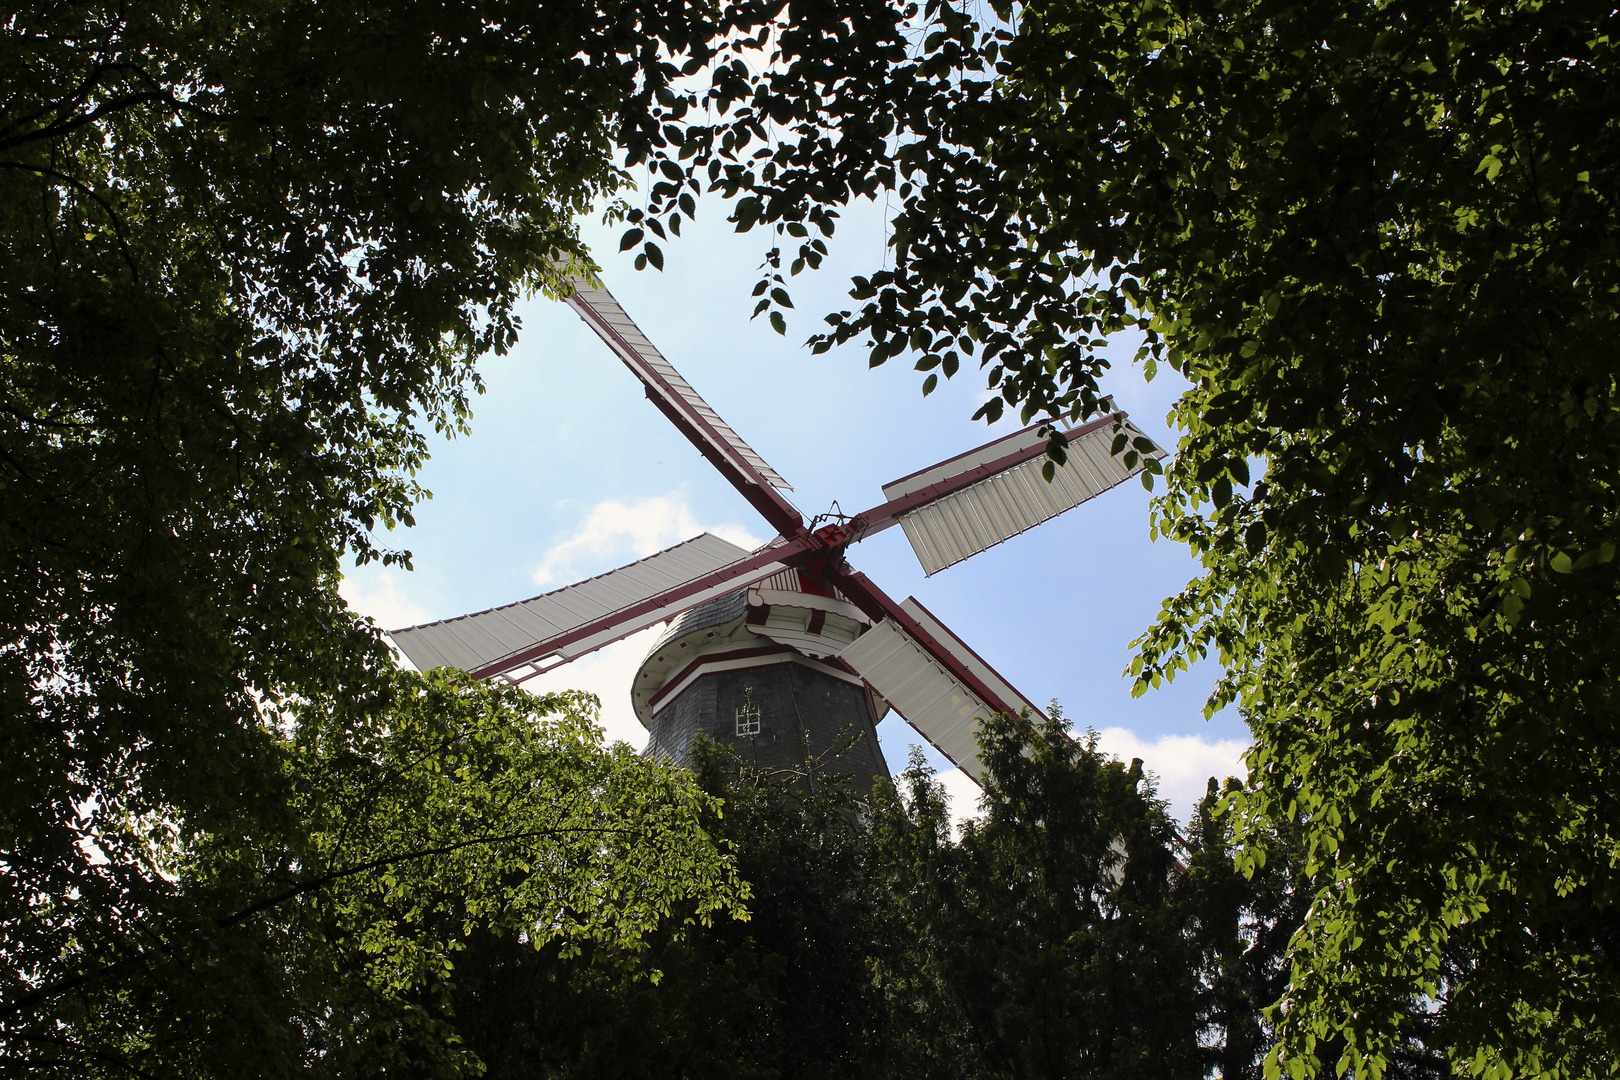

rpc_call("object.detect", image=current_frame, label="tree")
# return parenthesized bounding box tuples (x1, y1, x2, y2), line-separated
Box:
(443, 735, 893, 1080)
(622, 1, 1620, 1074)
(1, 1, 819, 1068)
(433, 716, 1242, 1080)
(1180, 779, 1316, 1080)
(3, 669, 742, 1078)
(869, 714, 1202, 1080)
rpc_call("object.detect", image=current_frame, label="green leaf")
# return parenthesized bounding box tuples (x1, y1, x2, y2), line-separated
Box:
(1573, 541, 1616, 569)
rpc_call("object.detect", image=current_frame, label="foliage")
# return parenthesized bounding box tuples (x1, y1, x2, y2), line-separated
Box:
(0, 0, 818, 1070)
(869, 711, 1201, 1080)
(619, 1, 1620, 1075)
(442, 736, 892, 1080)
(436, 715, 1308, 1080)
(1121, 6, 1620, 1073)
(2, 669, 742, 1077)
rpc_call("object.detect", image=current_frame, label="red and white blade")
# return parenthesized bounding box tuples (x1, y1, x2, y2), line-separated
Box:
(881, 414, 1163, 576)
(566, 284, 792, 492)
(837, 597, 1040, 783)
(387, 533, 797, 683)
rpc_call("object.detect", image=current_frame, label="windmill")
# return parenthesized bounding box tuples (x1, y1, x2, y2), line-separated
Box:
(388, 281, 1163, 785)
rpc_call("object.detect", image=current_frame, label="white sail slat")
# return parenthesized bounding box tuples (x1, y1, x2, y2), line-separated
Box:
(839, 619, 986, 778)
(568, 286, 793, 492)
(887, 417, 1160, 576)
(837, 598, 1039, 782)
(388, 533, 757, 679)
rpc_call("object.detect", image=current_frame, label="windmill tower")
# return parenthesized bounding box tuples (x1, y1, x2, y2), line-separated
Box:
(632, 569, 892, 789)
(388, 282, 1163, 786)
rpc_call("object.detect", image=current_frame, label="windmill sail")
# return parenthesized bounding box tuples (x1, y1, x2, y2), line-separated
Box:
(837, 597, 1039, 781)
(389, 533, 797, 682)
(879, 414, 1163, 576)
(567, 282, 795, 478)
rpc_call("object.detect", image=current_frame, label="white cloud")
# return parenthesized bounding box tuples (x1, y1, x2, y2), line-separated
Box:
(531, 492, 762, 586)
(340, 570, 431, 645)
(1092, 727, 1250, 826)
(936, 767, 983, 835)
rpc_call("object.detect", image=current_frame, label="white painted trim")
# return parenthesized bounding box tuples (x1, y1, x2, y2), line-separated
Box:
(747, 588, 872, 624)
(651, 649, 866, 718)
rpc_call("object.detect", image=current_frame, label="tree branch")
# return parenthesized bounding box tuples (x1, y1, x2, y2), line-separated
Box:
(0, 823, 635, 1020)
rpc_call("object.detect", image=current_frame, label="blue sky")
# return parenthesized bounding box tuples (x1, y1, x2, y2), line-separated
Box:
(340, 195, 1249, 825)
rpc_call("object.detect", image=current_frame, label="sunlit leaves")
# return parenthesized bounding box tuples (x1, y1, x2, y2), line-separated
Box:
(189, 670, 743, 1075)
(621, 0, 1620, 1075)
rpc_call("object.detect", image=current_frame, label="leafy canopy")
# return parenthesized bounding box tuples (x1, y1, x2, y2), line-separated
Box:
(8, 670, 744, 1078)
(0, 0, 795, 1072)
(428, 714, 1292, 1080)
(616, 1, 1620, 1076)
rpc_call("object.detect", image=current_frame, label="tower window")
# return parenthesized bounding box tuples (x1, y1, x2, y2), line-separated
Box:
(735, 690, 761, 737)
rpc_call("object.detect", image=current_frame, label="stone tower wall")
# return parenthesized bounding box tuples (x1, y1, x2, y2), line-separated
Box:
(646, 661, 888, 792)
